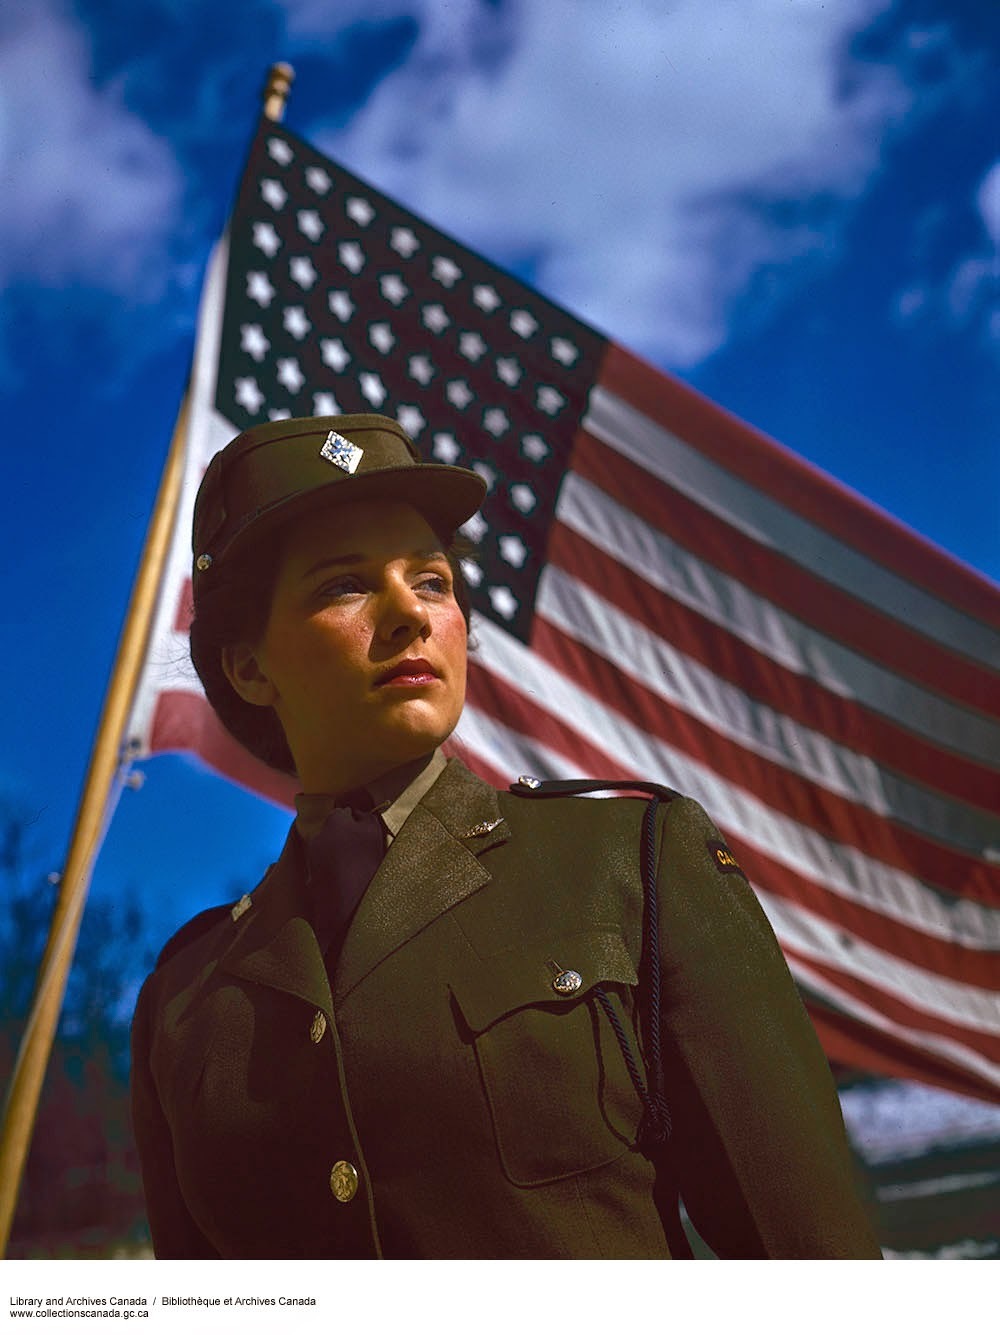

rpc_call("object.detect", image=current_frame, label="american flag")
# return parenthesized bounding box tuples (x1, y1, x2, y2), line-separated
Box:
(127, 118, 1000, 1103)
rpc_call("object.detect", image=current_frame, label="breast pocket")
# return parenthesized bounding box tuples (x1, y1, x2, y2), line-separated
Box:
(448, 930, 645, 1187)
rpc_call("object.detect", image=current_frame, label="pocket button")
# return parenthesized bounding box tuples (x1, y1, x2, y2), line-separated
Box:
(552, 969, 583, 996)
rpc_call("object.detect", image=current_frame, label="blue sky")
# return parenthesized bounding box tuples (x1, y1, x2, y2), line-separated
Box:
(1, 0, 998, 1070)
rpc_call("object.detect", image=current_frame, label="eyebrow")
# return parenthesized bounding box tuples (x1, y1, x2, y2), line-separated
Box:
(299, 548, 448, 581)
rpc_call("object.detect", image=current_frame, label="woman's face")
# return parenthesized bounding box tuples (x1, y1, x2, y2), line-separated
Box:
(223, 499, 468, 794)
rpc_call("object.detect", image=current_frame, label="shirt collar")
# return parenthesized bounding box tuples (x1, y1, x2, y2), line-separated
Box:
(294, 749, 447, 845)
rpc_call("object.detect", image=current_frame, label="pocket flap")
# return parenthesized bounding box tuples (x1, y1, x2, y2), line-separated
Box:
(449, 929, 638, 1035)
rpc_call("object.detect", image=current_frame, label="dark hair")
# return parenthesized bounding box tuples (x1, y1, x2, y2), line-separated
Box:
(189, 526, 474, 776)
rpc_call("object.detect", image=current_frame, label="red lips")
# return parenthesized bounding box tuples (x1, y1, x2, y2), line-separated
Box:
(375, 658, 439, 686)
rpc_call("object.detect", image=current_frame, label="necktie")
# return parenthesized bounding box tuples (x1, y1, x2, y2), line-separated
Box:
(304, 802, 386, 966)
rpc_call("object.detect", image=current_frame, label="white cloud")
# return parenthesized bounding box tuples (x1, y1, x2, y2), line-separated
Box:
(0, 1, 182, 301)
(290, 0, 911, 366)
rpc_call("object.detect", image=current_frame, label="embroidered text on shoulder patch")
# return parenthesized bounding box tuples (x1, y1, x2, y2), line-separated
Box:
(706, 839, 747, 879)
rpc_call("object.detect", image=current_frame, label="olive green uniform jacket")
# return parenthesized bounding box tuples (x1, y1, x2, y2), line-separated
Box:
(130, 758, 881, 1259)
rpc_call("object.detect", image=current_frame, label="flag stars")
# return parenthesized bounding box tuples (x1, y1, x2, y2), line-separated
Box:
(321, 338, 351, 372)
(488, 586, 519, 620)
(391, 226, 420, 258)
(380, 274, 409, 306)
(483, 407, 509, 437)
(346, 196, 375, 227)
(460, 558, 483, 587)
(260, 178, 287, 210)
(462, 512, 489, 543)
(268, 407, 292, 421)
(339, 241, 365, 274)
(510, 308, 538, 338)
(305, 164, 331, 194)
(551, 336, 579, 366)
(422, 303, 450, 334)
(446, 379, 474, 410)
(433, 432, 461, 463)
(521, 434, 549, 462)
(473, 284, 501, 313)
(252, 221, 281, 257)
(536, 385, 565, 416)
(329, 290, 355, 322)
(495, 357, 522, 387)
(369, 322, 396, 354)
(314, 392, 340, 415)
(297, 209, 324, 241)
(234, 377, 265, 414)
(246, 271, 276, 307)
(472, 462, 496, 491)
(360, 371, 387, 407)
(290, 256, 318, 289)
(267, 137, 294, 165)
(459, 331, 487, 362)
(432, 256, 463, 288)
(276, 358, 305, 395)
(397, 405, 426, 437)
(240, 324, 270, 362)
(510, 483, 537, 513)
(282, 306, 311, 340)
(408, 354, 435, 386)
(499, 535, 529, 569)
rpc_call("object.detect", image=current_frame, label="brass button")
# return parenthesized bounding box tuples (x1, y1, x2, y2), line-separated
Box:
(552, 969, 583, 996)
(329, 1160, 359, 1203)
(309, 1011, 327, 1044)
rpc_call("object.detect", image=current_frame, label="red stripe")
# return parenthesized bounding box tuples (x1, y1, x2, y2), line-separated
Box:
(150, 691, 297, 808)
(599, 343, 1000, 631)
(547, 522, 999, 814)
(465, 666, 1000, 987)
(530, 616, 1000, 909)
(572, 428, 1000, 716)
(781, 941, 1000, 1070)
(805, 1000, 1000, 1105)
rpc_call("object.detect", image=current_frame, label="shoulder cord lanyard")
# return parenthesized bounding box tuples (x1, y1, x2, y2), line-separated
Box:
(510, 777, 695, 1259)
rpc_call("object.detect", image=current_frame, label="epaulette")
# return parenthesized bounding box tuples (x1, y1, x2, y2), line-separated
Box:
(509, 775, 682, 801)
(155, 903, 234, 969)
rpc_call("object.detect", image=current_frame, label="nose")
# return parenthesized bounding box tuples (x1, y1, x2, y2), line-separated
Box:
(375, 573, 431, 645)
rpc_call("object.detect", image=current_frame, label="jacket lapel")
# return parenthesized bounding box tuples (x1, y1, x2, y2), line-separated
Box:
(218, 828, 333, 1017)
(334, 759, 510, 1003)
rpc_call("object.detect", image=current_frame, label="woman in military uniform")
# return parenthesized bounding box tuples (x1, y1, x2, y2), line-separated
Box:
(130, 413, 881, 1260)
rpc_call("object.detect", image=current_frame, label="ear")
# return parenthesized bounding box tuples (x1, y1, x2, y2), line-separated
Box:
(221, 643, 279, 708)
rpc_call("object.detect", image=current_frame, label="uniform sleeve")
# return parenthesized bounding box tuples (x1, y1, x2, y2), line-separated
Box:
(130, 978, 220, 1259)
(654, 798, 882, 1259)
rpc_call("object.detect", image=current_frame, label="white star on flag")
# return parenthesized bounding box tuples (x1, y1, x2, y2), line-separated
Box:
(289, 256, 318, 289)
(380, 274, 409, 306)
(276, 357, 305, 394)
(346, 196, 375, 226)
(459, 331, 487, 362)
(328, 291, 355, 322)
(495, 357, 522, 387)
(408, 354, 435, 385)
(252, 222, 281, 257)
(369, 322, 396, 355)
(234, 377, 265, 414)
(422, 304, 450, 334)
(521, 434, 549, 462)
(305, 165, 331, 194)
(510, 309, 538, 338)
(282, 306, 311, 340)
(320, 338, 350, 372)
(338, 241, 365, 274)
(473, 462, 497, 491)
(488, 586, 518, 620)
(473, 284, 501, 312)
(432, 256, 463, 287)
(267, 136, 294, 165)
(462, 512, 488, 543)
(483, 408, 509, 437)
(536, 385, 565, 415)
(240, 324, 270, 362)
(499, 534, 529, 568)
(313, 392, 340, 415)
(550, 336, 579, 366)
(432, 432, 461, 463)
(446, 379, 473, 409)
(397, 405, 426, 437)
(297, 209, 324, 241)
(246, 271, 275, 307)
(268, 407, 291, 421)
(390, 227, 420, 257)
(460, 558, 483, 587)
(260, 179, 287, 210)
(510, 482, 537, 513)
(360, 371, 387, 406)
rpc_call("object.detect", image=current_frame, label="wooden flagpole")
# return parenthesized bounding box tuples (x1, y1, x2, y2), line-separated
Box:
(0, 60, 295, 1258)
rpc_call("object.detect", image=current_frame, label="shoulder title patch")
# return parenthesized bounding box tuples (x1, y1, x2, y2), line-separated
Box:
(706, 839, 747, 879)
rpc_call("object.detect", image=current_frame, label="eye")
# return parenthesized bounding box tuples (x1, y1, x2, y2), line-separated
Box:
(415, 570, 452, 596)
(315, 573, 366, 600)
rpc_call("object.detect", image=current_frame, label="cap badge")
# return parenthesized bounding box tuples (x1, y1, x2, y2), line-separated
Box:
(320, 430, 364, 474)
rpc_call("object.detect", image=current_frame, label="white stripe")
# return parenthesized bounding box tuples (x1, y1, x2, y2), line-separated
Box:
(556, 471, 1000, 769)
(876, 1171, 1000, 1202)
(539, 568, 1000, 860)
(455, 700, 1000, 1057)
(466, 618, 1000, 955)
(788, 955, 999, 1094)
(587, 385, 1000, 667)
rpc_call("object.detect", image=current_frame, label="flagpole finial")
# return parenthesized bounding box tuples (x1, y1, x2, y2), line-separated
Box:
(263, 62, 295, 122)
